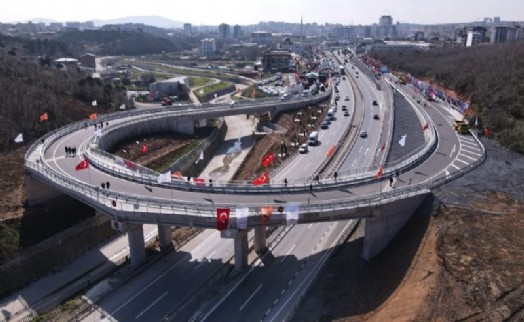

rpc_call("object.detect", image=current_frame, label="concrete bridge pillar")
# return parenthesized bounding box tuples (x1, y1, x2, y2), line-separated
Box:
(363, 191, 430, 260)
(158, 224, 173, 252)
(233, 230, 249, 272)
(127, 223, 146, 267)
(254, 226, 267, 254)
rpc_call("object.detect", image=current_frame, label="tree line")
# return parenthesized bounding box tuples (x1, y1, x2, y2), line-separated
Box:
(371, 42, 524, 153)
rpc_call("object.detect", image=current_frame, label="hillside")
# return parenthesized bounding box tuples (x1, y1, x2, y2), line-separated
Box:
(0, 49, 129, 151)
(371, 41, 524, 153)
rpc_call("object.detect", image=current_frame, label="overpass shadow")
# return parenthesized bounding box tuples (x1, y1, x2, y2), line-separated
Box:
(292, 194, 435, 321)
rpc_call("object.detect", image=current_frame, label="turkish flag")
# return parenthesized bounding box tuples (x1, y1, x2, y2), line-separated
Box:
(216, 208, 230, 231)
(253, 171, 269, 186)
(75, 159, 89, 171)
(140, 144, 148, 154)
(380, 143, 385, 152)
(423, 123, 429, 131)
(375, 164, 384, 179)
(484, 128, 491, 137)
(124, 160, 138, 170)
(261, 206, 273, 225)
(89, 113, 97, 120)
(40, 112, 48, 122)
(261, 151, 274, 167)
(193, 178, 205, 187)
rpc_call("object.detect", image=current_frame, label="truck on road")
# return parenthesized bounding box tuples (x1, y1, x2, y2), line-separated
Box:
(308, 131, 319, 146)
(453, 120, 470, 134)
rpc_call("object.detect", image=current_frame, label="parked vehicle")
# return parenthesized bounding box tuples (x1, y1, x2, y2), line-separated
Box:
(299, 143, 309, 153)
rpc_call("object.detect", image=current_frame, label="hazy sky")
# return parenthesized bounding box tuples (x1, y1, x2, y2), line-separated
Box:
(1, 0, 523, 25)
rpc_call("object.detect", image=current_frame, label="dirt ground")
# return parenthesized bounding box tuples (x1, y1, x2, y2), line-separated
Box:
(293, 137, 524, 322)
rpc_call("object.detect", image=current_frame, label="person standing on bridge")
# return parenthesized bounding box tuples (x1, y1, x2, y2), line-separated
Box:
(334, 171, 338, 181)
(389, 176, 394, 187)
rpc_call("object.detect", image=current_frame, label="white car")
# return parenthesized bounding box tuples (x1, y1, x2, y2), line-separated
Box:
(299, 143, 309, 153)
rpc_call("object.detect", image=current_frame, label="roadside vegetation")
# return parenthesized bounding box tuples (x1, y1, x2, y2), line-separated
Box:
(371, 41, 524, 153)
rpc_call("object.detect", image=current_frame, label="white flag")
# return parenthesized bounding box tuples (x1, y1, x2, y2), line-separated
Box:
(157, 171, 171, 183)
(14, 133, 23, 143)
(115, 156, 125, 166)
(399, 134, 407, 147)
(195, 151, 204, 164)
(236, 207, 249, 229)
(120, 104, 126, 110)
(285, 204, 299, 225)
(92, 100, 97, 107)
(199, 89, 204, 95)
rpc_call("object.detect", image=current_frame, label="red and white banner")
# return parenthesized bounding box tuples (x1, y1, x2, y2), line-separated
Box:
(216, 208, 230, 231)
(193, 178, 205, 187)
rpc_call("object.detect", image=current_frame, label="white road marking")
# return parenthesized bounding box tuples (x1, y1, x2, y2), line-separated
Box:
(451, 163, 460, 170)
(280, 244, 296, 263)
(450, 144, 456, 157)
(460, 154, 477, 161)
(134, 291, 168, 319)
(456, 158, 469, 165)
(307, 224, 313, 230)
(239, 284, 263, 311)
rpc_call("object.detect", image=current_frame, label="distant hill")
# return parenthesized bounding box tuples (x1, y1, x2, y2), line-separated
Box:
(92, 16, 185, 29)
(26, 16, 185, 29)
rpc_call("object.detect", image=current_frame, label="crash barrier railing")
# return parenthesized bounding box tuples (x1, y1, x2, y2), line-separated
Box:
(83, 92, 439, 193)
(29, 91, 331, 170)
(24, 139, 485, 223)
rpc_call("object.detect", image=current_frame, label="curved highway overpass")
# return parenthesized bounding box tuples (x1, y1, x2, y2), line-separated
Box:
(24, 68, 485, 268)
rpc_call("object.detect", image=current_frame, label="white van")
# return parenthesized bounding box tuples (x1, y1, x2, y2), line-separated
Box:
(308, 131, 319, 146)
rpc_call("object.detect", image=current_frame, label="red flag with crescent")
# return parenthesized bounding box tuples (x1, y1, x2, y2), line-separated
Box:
(423, 123, 429, 131)
(216, 208, 230, 231)
(261, 151, 274, 167)
(140, 144, 148, 154)
(75, 159, 89, 171)
(253, 171, 269, 186)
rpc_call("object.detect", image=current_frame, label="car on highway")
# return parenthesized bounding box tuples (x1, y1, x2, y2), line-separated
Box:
(320, 121, 329, 129)
(372, 100, 378, 106)
(344, 111, 350, 116)
(299, 143, 309, 153)
(373, 114, 380, 120)
(341, 105, 347, 111)
(345, 96, 350, 101)
(359, 130, 368, 138)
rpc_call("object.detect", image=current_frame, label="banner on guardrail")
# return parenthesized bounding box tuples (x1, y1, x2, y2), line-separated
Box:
(236, 208, 249, 229)
(216, 208, 230, 231)
(285, 204, 299, 225)
(260, 206, 273, 225)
